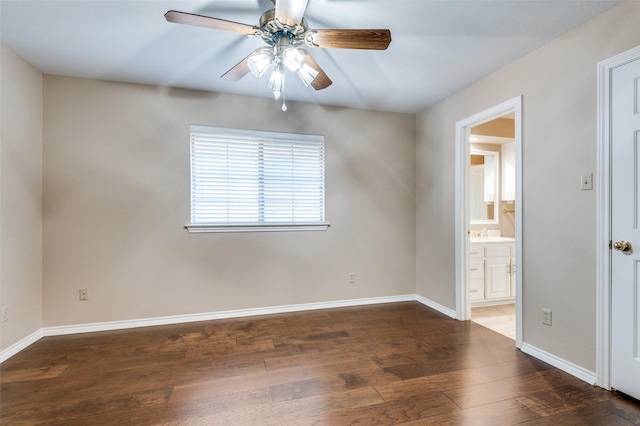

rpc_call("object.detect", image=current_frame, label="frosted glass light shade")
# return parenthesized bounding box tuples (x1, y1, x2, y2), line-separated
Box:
(267, 67, 284, 99)
(297, 63, 319, 87)
(247, 53, 272, 78)
(283, 48, 304, 72)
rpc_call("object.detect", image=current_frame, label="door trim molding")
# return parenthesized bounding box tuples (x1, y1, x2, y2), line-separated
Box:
(596, 44, 640, 390)
(454, 96, 523, 349)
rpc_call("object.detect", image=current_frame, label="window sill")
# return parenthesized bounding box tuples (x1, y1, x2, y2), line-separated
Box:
(185, 223, 330, 233)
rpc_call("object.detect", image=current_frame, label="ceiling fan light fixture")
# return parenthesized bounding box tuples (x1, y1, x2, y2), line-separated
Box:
(165, 5, 390, 111)
(247, 52, 272, 78)
(297, 63, 319, 87)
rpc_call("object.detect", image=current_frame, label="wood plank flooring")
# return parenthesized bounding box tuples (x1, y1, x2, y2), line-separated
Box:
(1, 302, 639, 425)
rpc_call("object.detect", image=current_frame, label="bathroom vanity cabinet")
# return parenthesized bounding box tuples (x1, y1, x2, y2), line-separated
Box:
(470, 240, 515, 306)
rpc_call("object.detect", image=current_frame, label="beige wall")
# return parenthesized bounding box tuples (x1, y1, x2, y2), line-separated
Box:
(42, 76, 416, 327)
(0, 45, 43, 350)
(416, 1, 640, 371)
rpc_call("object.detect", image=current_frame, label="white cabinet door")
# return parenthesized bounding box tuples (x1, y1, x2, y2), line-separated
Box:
(485, 257, 511, 299)
(501, 142, 516, 201)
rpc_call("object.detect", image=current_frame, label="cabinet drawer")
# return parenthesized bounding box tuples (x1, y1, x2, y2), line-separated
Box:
(469, 245, 484, 258)
(470, 279, 484, 301)
(469, 259, 484, 279)
(485, 245, 511, 257)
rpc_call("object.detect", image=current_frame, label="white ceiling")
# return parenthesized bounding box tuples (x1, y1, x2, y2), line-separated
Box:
(0, 0, 621, 114)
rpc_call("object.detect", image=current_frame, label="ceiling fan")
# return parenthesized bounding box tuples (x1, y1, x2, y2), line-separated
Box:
(165, 0, 391, 110)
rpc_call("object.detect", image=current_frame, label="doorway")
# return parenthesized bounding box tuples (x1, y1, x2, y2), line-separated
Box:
(455, 96, 523, 348)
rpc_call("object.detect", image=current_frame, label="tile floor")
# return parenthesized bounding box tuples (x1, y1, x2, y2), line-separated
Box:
(472, 303, 516, 340)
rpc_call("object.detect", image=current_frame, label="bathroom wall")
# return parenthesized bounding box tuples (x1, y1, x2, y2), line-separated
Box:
(469, 142, 516, 238)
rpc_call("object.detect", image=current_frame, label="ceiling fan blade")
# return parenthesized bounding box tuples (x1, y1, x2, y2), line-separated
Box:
(299, 50, 332, 90)
(275, 0, 309, 26)
(221, 47, 271, 81)
(309, 29, 391, 50)
(165, 10, 258, 36)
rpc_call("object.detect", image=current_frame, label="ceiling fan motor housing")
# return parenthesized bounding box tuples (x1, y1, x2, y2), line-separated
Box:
(258, 9, 309, 48)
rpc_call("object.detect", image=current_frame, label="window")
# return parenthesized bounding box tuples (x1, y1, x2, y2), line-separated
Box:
(186, 125, 328, 233)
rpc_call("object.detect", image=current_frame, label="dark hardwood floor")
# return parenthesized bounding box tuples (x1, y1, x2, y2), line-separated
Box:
(1, 302, 639, 425)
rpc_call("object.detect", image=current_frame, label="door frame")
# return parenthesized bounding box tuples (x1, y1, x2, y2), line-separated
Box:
(454, 96, 523, 349)
(596, 44, 640, 390)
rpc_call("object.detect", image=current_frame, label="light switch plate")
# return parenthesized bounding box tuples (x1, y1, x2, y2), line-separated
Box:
(580, 173, 593, 191)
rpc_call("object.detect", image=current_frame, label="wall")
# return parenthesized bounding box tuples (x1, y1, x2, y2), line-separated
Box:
(0, 45, 43, 351)
(416, 1, 640, 372)
(43, 76, 416, 327)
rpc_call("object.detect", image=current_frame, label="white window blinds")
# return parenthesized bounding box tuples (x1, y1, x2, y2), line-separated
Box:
(188, 126, 327, 232)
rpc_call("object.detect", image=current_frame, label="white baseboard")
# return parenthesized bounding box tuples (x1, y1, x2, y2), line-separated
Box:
(0, 329, 44, 363)
(521, 342, 597, 385)
(41, 294, 415, 337)
(414, 294, 457, 319)
(471, 298, 515, 308)
(2, 295, 414, 362)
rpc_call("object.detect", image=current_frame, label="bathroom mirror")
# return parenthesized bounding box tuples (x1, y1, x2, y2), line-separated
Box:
(470, 149, 499, 224)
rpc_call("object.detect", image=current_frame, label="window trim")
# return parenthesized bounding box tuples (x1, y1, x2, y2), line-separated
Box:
(186, 125, 329, 233)
(185, 223, 330, 233)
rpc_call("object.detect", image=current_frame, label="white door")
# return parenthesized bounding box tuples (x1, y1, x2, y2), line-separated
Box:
(611, 56, 640, 399)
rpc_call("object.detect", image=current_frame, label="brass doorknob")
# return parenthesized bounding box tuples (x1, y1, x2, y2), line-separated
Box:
(613, 240, 632, 252)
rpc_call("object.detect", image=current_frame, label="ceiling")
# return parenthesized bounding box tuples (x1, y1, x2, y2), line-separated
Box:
(0, 0, 621, 114)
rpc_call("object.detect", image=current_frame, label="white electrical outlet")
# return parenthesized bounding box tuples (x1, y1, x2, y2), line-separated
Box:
(79, 288, 89, 301)
(1, 306, 8, 322)
(542, 308, 552, 326)
(348, 273, 356, 284)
